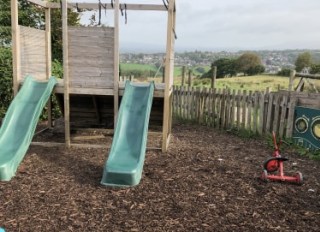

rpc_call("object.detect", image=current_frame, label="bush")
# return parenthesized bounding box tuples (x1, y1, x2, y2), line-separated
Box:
(52, 59, 63, 79)
(192, 78, 211, 87)
(277, 68, 291, 77)
(0, 47, 13, 118)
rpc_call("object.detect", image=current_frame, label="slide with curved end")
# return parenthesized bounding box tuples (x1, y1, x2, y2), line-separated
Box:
(101, 81, 154, 187)
(0, 76, 57, 181)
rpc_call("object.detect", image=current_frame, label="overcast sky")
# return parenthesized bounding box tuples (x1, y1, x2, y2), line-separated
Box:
(76, 0, 320, 52)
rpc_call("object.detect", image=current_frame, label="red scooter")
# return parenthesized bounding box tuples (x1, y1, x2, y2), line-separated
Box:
(261, 132, 303, 185)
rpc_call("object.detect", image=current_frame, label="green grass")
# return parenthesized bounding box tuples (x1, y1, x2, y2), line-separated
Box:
(120, 63, 157, 72)
(215, 75, 291, 92)
(174, 65, 211, 78)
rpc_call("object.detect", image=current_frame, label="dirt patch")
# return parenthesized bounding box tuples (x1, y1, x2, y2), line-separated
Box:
(1, 124, 320, 231)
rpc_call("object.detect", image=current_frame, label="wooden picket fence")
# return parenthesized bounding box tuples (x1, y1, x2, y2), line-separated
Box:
(172, 86, 297, 138)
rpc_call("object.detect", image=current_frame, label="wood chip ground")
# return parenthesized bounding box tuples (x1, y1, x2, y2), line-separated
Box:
(1, 124, 320, 231)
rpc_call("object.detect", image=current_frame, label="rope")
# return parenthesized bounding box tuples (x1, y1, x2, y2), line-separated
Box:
(60, 1, 62, 17)
(120, 4, 124, 16)
(125, 3, 127, 24)
(154, 58, 166, 78)
(119, 4, 128, 24)
(101, 3, 107, 16)
(76, 3, 80, 12)
(173, 28, 177, 40)
(162, 0, 168, 10)
(98, 0, 102, 25)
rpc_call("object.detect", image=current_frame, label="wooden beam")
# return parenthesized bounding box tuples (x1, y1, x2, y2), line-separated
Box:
(113, 0, 120, 128)
(31, 141, 161, 150)
(162, 0, 175, 152)
(48, 2, 166, 11)
(296, 72, 320, 79)
(92, 96, 101, 123)
(11, 0, 20, 96)
(34, 127, 49, 136)
(45, 7, 53, 128)
(295, 78, 305, 92)
(27, 0, 48, 8)
(72, 135, 105, 141)
(62, 0, 71, 148)
(288, 69, 295, 92)
(31, 142, 108, 149)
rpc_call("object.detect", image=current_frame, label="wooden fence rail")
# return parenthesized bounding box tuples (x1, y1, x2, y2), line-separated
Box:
(173, 86, 297, 138)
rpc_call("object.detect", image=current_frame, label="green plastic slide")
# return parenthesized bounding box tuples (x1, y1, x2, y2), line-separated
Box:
(0, 76, 57, 181)
(101, 81, 154, 187)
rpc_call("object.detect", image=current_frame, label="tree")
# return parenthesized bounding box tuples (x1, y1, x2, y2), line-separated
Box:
(295, 52, 312, 72)
(201, 58, 236, 79)
(50, 3, 80, 62)
(0, 0, 44, 46)
(247, 65, 265, 76)
(235, 52, 264, 76)
(0, 0, 44, 117)
(310, 64, 320, 74)
(0, 0, 79, 117)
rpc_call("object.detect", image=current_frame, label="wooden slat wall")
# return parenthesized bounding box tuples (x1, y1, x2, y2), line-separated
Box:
(173, 86, 301, 138)
(19, 26, 46, 80)
(68, 26, 114, 89)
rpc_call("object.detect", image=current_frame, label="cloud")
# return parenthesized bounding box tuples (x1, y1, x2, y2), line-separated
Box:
(77, 0, 320, 51)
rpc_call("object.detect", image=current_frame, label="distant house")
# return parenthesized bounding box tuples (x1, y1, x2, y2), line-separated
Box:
(300, 67, 311, 74)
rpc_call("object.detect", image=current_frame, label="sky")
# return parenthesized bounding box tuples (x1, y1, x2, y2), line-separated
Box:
(75, 0, 320, 52)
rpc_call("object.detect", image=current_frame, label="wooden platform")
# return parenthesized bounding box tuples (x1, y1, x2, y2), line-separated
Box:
(54, 79, 166, 97)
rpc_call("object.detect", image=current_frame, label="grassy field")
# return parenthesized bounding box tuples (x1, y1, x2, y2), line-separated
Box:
(173, 65, 211, 77)
(174, 74, 320, 92)
(120, 63, 320, 92)
(120, 63, 210, 78)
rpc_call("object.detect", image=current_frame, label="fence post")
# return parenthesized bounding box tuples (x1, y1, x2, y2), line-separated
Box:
(181, 66, 186, 86)
(286, 96, 297, 138)
(211, 66, 217, 89)
(288, 70, 296, 91)
(188, 69, 192, 87)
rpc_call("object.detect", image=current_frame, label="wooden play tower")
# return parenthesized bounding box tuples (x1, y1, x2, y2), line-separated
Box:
(11, 0, 176, 152)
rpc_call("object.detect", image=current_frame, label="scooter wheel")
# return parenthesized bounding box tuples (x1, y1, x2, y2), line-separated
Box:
(263, 158, 279, 173)
(261, 170, 269, 182)
(295, 172, 303, 185)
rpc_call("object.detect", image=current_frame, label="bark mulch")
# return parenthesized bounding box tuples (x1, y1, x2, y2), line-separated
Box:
(0, 124, 320, 231)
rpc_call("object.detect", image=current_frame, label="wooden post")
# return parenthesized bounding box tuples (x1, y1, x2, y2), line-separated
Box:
(288, 70, 296, 92)
(11, 0, 20, 96)
(114, 0, 120, 127)
(211, 66, 217, 89)
(286, 97, 296, 138)
(188, 69, 192, 87)
(45, 7, 53, 128)
(162, 0, 175, 152)
(62, 0, 70, 147)
(181, 66, 186, 86)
